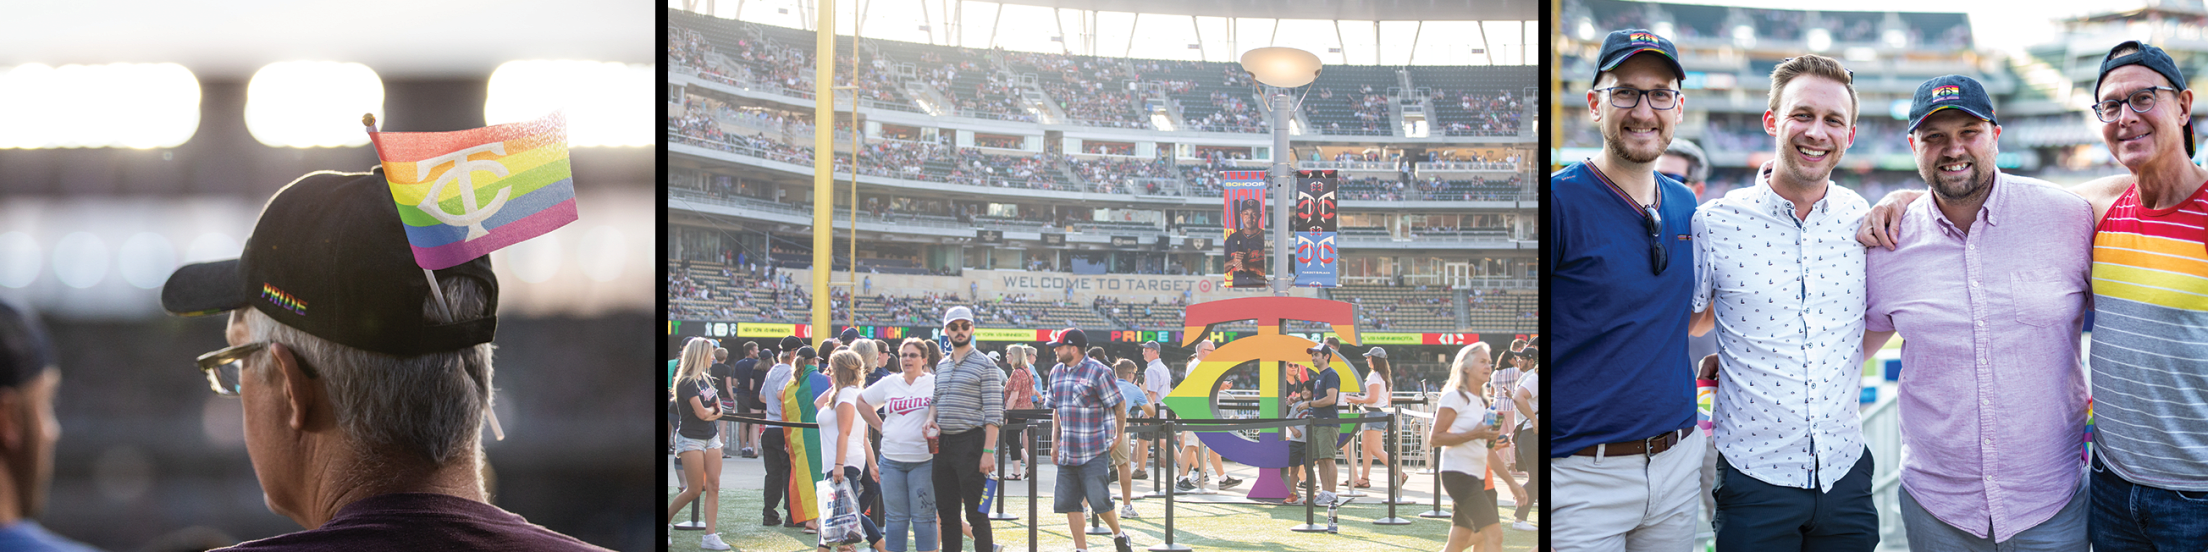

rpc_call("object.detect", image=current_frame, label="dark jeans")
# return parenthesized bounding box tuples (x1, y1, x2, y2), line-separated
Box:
(1712, 448, 1876, 552)
(763, 428, 793, 520)
(934, 428, 993, 552)
(2091, 454, 2208, 551)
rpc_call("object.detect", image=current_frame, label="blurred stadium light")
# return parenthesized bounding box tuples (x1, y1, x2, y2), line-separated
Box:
(487, 60, 656, 147)
(0, 63, 201, 149)
(243, 61, 385, 148)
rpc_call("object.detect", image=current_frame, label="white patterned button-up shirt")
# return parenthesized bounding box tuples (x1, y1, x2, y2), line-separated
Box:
(1691, 168, 1870, 493)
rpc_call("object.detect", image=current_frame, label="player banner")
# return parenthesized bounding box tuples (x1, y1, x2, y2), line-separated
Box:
(1293, 170, 1338, 287)
(1223, 170, 1268, 288)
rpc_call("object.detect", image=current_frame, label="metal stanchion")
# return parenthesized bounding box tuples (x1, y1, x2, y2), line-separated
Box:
(1149, 419, 1191, 551)
(990, 420, 1019, 521)
(1290, 417, 1327, 533)
(1372, 409, 1410, 524)
(1028, 419, 1041, 552)
(1417, 444, 1448, 519)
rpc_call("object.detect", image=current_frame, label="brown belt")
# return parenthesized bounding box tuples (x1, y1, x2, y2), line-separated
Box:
(1572, 426, 1694, 457)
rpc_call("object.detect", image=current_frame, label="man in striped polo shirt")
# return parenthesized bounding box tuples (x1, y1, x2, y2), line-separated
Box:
(1861, 41, 2208, 549)
(928, 306, 1004, 552)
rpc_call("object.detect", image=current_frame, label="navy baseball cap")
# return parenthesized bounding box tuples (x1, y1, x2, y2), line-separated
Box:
(1907, 75, 1998, 133)
(161, 170, 498, 357)
(0, 299, 54, 387)
(2097, 40, 2194, 156)
(839, 327, 861, 343)
(1596, 29, 1685, 83)
(1046, 328, 1087, 349)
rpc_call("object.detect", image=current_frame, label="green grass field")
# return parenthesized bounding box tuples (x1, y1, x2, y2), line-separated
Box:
(664, 487, 1539, 552)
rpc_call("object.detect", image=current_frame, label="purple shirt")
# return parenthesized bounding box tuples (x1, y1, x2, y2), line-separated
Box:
(217, 492, 609, 551)
(1865, 172, 2093, 542)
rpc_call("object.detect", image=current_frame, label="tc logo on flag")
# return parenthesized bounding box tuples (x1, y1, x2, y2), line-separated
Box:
(369, 111, 578, 270)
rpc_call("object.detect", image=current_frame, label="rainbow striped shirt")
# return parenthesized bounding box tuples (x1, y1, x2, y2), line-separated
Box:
(2090, 181, 2208, 491)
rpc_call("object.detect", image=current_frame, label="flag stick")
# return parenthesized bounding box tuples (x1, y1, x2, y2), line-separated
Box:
(363, 113, 506, 441)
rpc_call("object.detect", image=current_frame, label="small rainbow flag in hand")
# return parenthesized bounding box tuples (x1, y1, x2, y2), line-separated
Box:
(368, 111, 578, 270)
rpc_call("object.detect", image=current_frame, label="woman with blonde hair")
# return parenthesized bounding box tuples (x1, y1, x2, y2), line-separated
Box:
(1000, 344, 1038, 480)
(817, 349, 885, 552)
(1429, 343, 1519, 552)
(668, 337, 735, 550)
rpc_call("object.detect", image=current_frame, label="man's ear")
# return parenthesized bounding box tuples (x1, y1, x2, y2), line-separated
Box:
(0, 387, 19, 453)
(267, 343, 319, 431)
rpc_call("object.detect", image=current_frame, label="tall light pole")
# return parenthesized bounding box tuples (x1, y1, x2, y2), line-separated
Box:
(1239, 47, 1321, 296)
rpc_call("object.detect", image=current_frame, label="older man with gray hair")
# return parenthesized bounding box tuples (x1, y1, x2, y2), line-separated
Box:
(160, 170, 603, 550)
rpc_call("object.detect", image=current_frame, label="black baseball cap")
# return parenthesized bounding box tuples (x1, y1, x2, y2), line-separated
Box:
(1908, 75, 1998, 133)
(1596, 29, 1685, 83)
(2097, 41, 2194, 156)
(0, 299, 55, 387)
(161, 170, 498, 357)
(1046, 328, 1087, 349)
(779, 335, 805, 352)
(839, 327, 861, 343)
(795, 346, 818, 362)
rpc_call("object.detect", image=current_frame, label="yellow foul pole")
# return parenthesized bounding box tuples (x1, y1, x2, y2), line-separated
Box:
(811, 0, 836, 342)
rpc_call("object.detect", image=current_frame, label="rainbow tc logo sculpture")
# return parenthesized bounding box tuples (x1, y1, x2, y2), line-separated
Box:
(1163, 296, 1361, 497)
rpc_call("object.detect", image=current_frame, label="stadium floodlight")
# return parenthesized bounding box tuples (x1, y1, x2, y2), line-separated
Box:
(1807, 28, 1833, 53)
(1240, 47, 1322, 88)
(486, 60, 654, 148)
(243, 61, 384, 148)
(0, 63, 200, 149)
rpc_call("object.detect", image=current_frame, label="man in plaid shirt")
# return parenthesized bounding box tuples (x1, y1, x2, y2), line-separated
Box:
(1045, 328, 1134, 552)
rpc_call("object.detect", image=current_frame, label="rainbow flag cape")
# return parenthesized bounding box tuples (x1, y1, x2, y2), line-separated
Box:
(367, 111, 578, 270)
(780, 369, 830, 523)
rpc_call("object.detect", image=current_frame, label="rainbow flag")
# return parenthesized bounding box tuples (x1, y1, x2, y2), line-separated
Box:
(367, 111, 577, 270)
(779, 369, 829, 523)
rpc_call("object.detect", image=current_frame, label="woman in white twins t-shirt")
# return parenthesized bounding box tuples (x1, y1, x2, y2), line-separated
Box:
(858, 338, 939, 552)
(1430, 343, 1513, 552)
(817, 350, 883, 552)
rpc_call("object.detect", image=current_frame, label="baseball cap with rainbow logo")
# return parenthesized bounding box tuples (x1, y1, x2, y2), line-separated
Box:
(1907, 75, 1997, 133)
(1595, 29, 1684, 83)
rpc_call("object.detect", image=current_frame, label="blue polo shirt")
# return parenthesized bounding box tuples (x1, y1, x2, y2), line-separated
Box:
(1547, 160, 1699, 457)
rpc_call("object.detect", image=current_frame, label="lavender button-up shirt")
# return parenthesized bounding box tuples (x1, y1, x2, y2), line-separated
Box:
(1865, 172, 2093, 542)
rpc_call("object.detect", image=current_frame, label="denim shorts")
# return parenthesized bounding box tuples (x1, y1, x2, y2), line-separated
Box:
(1053, 453, 1116, 514)
(1361, 421, 1388, 433)
(675, 434, 723, 455)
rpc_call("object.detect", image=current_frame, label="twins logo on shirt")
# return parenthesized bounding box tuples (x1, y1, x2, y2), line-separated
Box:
(885, 396, 931, 415)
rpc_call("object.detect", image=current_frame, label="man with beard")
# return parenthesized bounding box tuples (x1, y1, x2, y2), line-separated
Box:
(1224, 199, 1266, 288)
(1687, 54, 1875, 550)
(1548, 29, 1704, 551)
(1858, 42, 2208, 549)
(927, 307, 1002, 552)
(1858, 75, 2094, 550)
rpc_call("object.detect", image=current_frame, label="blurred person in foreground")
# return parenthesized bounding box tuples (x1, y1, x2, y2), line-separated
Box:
(1690, 54, 1875, 551)
(1547, 28, 1703, 551)
(1858, 74, 2093, 551)
(0, 300, 99, 552)
(1859, 41, 2208, 550)
(159, 170, 602, 550)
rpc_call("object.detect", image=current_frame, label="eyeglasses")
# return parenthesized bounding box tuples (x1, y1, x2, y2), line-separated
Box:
(195, 341, 318, 397)
(1643, 205, 1669, 275)
(1594, 87, 1680, 110)
(2094, 87, 2181, 122)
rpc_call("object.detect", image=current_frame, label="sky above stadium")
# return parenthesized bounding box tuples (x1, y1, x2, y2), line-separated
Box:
(682, 0, 1534, 66)
(1664, 0, 2107, 55)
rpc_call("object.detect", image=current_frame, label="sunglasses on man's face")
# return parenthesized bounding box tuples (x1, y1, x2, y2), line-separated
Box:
(946, 321, 972, 331)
